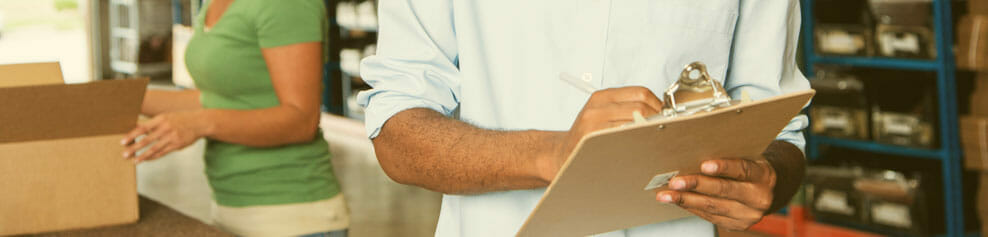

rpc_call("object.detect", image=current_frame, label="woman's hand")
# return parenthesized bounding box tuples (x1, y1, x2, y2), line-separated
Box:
(121, 110, 215, 163)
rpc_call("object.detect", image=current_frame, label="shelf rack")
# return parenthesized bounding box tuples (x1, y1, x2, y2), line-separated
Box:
(323, 0, 345, 115)
(751, 0, 974, 236)
(323, 0, 375, 120)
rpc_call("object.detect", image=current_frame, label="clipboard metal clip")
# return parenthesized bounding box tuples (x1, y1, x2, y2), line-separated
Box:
(654, 62, 739, 120)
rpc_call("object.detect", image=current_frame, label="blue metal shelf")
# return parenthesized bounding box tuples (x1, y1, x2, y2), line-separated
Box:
(810, 136, 943, 159)
(801, 0, 970, 236)
(810, 56, 940, 71)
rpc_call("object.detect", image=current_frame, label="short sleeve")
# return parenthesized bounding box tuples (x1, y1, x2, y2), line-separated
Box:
(356, 0, 461, 139)
(252, 0, 325, 48)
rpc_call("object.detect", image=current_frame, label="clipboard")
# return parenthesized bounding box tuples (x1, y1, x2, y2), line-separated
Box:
(516, 89, 816, 237)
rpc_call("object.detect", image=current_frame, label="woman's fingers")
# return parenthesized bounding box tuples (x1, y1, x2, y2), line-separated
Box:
(132, 140, 172, 163)
(124, 130, 164, 158)
(121, 117, 163, 145)
(121, 125, 149, 146)
(123, 119, 168, 159)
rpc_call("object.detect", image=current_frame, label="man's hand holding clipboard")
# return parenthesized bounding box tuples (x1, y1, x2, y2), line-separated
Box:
(525, 62, 811, 235)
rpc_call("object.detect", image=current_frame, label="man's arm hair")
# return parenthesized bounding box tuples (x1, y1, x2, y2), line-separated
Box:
(372, 108, 565, 194)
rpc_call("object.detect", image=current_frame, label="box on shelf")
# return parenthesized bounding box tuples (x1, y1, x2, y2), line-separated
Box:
(808, 163, 937, 236)
(0, 62, 147, 235)
(875, 24, 936, 59)
(855, 170, 928, 235)
(869, 0, 933, 27)
(813, 0, 874, 57)
(806, 166, 867, 225)
(956, 15, 988, 71)
(971, 0, 988, 16)
(961, 116, 988, 172)
(872, 111, 935, 148)
(867, 71, 938, 148)
(815, 25, 874, 57)
(810, 68, 870, 140)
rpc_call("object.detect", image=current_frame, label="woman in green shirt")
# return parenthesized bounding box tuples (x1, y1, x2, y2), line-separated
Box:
(120, 0, 348, 236)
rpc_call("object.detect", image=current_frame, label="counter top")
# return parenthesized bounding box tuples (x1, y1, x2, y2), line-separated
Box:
(26, 196, 230, 237)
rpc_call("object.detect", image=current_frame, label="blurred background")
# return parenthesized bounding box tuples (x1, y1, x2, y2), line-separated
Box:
(0, 0, 986, 237)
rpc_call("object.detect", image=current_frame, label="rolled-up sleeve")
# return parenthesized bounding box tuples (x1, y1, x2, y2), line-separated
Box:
(725, 0, 811, 152)
(356, 0, 460, 139)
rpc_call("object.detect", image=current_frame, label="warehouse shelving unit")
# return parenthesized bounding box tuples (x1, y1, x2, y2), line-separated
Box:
(323, 0, 377, 120)
(108, 0, 172, 77)
(323, 0, 344, 115)
(752, 0, 972, 236)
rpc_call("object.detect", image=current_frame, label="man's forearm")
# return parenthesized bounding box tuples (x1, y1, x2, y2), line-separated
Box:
(762, 140, 806, 213)
(372, 108, 564, 194)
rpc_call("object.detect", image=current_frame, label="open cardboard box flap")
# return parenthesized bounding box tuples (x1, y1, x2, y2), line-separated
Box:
(0, 62, 66, 87)
(0, 62, 147, 235)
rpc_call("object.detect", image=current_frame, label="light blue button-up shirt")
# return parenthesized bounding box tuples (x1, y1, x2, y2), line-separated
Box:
(358, 0, 810, 236)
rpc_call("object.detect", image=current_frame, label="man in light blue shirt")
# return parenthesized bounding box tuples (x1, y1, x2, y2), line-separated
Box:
(357, 0, 811, 236)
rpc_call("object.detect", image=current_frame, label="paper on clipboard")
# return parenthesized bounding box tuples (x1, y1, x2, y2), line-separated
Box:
(515, 89, 815, 237)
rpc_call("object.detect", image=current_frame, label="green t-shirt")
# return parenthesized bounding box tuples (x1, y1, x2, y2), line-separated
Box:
(185, 0, 338, 207)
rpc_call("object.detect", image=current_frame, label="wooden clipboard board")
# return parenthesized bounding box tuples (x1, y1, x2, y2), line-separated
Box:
(516, 90, 815, 237)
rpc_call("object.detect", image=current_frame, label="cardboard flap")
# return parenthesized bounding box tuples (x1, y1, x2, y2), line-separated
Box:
(0, 79, 148, 143)
(0, 62, 65, 87)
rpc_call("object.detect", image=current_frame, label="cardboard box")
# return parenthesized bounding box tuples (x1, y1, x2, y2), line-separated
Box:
(971, 0, 988, 16)
(0, 62, 147, 235)
(961, 116, 988, 172)
(957, 15, 988, 71)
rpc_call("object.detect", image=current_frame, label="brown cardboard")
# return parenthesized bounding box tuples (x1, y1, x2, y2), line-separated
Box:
(957, 15, 988, 71)
(0, 62, 147, 235)
(961, 116, 988, 172)
(0, 62, 65, 87)
(0, 80, 146, 143)
(972, 0, 988, 16)
(516, 90, 815, 237)
(0, 135, 137, 234)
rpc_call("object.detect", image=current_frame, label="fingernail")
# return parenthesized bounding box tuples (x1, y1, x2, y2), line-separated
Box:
(702, 162, 718, 174)
(122, 151, 129, 158)
(659, 194, 673, 203)
(120, 139, 127, 145)
(670, 179, 685, 190)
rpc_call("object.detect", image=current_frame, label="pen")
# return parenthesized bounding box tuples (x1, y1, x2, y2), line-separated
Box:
(559, 72, 647, 123)
(559, 72, 598, 94)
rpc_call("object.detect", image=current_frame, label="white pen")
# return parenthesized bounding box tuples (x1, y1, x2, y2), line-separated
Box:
(559, 72, 648, 123)
(559, 72, 598, 94)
